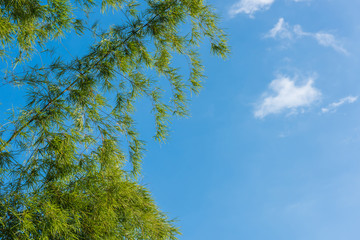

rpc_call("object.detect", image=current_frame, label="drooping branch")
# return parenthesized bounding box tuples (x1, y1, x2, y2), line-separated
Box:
(0, 1, 177, 153)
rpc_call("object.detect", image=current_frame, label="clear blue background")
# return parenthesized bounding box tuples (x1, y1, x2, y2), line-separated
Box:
(3, 0, 360, 239)
(140, 1, 360, 239)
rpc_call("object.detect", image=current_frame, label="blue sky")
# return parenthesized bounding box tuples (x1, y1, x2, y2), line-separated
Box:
(2, 0, 360, 239)
(140, 0, 360, 239)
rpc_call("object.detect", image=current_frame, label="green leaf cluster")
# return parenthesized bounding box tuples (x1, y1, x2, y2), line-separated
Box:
(0, 0, 229, 239)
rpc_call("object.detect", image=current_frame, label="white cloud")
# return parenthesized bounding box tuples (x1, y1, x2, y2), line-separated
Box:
(265, 18, 292, 39)
(255, 76, 321, 118)
(266, 18, 348, 54)
(229, 0, 308, 17)
(229, 0, 274, 17)
(292, 25, 307, 37)
(321, 96, 358, 113)
(313, 32, 348, 54)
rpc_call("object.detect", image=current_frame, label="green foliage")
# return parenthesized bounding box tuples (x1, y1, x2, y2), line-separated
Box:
(0, 0, 229, 238)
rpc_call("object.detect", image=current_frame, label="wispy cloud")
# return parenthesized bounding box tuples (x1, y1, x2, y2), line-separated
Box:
(313, 32, 348, 54)
(229, 0, 306, 17)
(229, 0, 274, 17)
(265, 18, 292, 39)
(266, 18, 348, 54)
(321, 96, 358, 113)
(255, 75, 321, 118)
